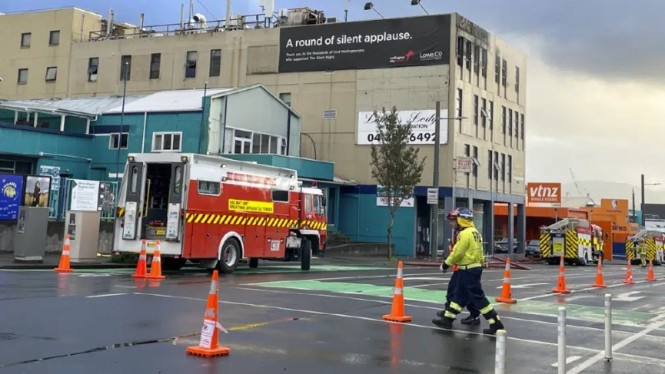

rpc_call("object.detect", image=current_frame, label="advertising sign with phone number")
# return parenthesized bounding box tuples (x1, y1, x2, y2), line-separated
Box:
(357, 109, 449, 145)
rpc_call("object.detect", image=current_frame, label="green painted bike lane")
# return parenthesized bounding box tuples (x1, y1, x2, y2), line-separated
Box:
(0, 265, 390, 275)
(248, 280, 657, 327)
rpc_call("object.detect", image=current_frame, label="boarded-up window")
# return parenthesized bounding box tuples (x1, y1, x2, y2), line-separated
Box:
(246, 45, 278, 74)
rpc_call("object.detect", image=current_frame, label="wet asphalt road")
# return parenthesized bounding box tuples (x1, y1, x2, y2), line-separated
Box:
(1, 261, 665, 373)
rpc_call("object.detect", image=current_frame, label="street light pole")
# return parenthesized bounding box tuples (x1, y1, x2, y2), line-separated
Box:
(641, 174, 645, 227)
(431, 101, 441, 261)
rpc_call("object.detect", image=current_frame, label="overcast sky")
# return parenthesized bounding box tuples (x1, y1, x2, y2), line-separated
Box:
(4, 0, 665, 191)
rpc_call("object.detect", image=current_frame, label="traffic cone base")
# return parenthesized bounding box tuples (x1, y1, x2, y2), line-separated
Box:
(186, 346, 230, 357)
(552, 288, 571, 294)
(383, 261, 411, 323)
(496, 258, 517, 304)
(54, 268, 73, 273)
(552, 256, 570, 294)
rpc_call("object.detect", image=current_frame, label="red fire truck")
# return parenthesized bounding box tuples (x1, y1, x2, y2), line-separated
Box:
(114, 153, 327, 273)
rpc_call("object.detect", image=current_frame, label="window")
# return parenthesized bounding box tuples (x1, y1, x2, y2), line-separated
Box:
(305, 195, 313, 212)
(209, 49, 221, 77)
(515, 66, 520, 94)
(473, 45, 480, 75)
(272, 190, 289, 203)
(481, 98, 487, 128)
(152, 132, 182, 152)
(21, 33, 31, 48)
(488, 100, 494, 129)
(198, 180, 221, 196)
(18, 69, 28, 84)
(279, 92, 292, 107)
(109, 133, 128, 149)
(501, 106, 506, 134)
(488, 150, 493, 179)
(520, 114, 525, 139)
(120, 55, 131, 81)
(150, 53, 161, 79)
(49, 30, 60, 46)
(494, 151, 499, 180)
(473, 95, 479, 125)
(456, 36, 464, 66)
(185, 51, 197, 78)
(472, 146, 478, 177)
(481, 48, 488, 77)
(502, 59, 507, 87)
(45, 67, 57, 82)
(501, 154, 506, 181)
(508, 155, 512, 183)
(465, 40, 472, 72)
(514, 112, 519, 140)
(0, 160, 32, 174)
(508, 109, 513, 140)
(327, 189, 336, 224)
(88, 57, 99, 82)
(464, 144, 470, 157)
(495, 55, 500, 84)
(456, 89, 463, 118)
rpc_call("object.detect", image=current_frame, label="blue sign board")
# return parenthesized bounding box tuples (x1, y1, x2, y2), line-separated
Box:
(0, 174, 24, 221)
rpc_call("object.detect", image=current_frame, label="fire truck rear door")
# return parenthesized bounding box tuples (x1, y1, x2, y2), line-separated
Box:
(122, 162, 146, 240)
(166, 162, 185, 241)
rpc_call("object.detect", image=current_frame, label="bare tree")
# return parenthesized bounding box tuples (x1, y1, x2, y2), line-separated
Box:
(370, 107, 426, 258)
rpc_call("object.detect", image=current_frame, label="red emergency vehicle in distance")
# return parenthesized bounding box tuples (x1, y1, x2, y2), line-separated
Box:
(114, 153, 327, 273)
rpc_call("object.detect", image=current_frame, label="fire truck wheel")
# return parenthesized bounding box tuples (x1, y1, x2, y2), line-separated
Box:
(301, 239, 312, 271)
(218, 238, 241, 274)
(249, 258, 259, 268)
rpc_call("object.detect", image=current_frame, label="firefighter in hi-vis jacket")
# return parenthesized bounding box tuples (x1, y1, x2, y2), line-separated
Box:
(638, 238, 648, 267)
(433, 208, 505, 335)
(436, 209, 481, 325)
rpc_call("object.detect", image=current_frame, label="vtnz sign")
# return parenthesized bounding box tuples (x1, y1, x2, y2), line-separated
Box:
(527, 183, 561, 204)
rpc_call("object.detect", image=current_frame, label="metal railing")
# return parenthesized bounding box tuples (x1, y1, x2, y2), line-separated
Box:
(48, 178, 118, 222)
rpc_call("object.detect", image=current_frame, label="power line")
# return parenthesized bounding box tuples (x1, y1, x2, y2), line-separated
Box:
(196, 0, 218, 20)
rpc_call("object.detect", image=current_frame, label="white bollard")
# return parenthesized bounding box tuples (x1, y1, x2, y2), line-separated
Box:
(495, 329, 507, 374)
(605, 294, 613, 361)
(558, 307, 566, 374)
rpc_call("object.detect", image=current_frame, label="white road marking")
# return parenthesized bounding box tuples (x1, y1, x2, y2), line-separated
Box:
(410, 282, 449, 289)
(615, 291, 644, 302)
(496, 283, 549, 289)
(519, 279, 659, 301)
(552, 356, 581, 367)
(567, 314, 665, 374)
(86, 293, 128, 298)
(114, 285, 138, 289)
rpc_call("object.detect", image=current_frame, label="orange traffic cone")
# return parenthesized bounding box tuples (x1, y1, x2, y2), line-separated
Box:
(623, 260, 635, 284)
(496, 258, 517, 303)
(646, 260, 656, 282)
(552, 256, 571, 294)
(187, 270, 230, 357)
(147, 240, 165, 280)
(592, 259, 607, 288)
(383, 261, 412, 323)
(54, 235, 73, 273)
(132, 240, 148, 279)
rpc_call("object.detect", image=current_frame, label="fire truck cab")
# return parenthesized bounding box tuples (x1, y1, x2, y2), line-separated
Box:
(539, 218, 601, 266)
(114, 153, 327, 273)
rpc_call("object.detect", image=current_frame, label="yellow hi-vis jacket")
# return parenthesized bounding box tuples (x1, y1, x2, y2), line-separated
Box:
(638, 243, 647, 255)
(445, 227, 484, 267)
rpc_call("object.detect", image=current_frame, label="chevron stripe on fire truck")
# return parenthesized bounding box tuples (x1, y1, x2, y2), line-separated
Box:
(539, 233, 552, 258)
(184, 213, 327, 231)
(565, 231, 578, 258)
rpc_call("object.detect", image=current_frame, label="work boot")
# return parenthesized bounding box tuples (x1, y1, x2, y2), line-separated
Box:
(432, 317, 455, 329)
(436, 310, 446, 318)
(461, 315, 481, 326)
(483, 319, 505, 335)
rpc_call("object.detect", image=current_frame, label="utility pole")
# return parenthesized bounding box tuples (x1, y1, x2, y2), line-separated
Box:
(430, 101, 441, 261)
(641, 174, 645, 227)
(632, 188, 636, 223)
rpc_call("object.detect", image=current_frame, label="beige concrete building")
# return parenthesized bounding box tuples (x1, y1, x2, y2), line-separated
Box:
(0, 6, 528, 255)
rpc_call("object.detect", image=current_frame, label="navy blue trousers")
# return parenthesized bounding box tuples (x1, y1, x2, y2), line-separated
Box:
(445, 271, 480, 317)
(445, 267, 497, 322)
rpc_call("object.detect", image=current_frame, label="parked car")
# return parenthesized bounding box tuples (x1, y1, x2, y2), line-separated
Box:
(494, 238, 519, 254)
(526, 239, 540, 258)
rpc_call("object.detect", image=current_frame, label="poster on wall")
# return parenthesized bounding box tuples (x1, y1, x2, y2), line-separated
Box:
(24, 176, 51, 208)
(0, 175, 24, 221)
(357, 109, 448, 145)
(70, 179, 100, 211)
(376, 185, 414, 207)
(278, 14, 451, 73)
(39, 165, 61, 191)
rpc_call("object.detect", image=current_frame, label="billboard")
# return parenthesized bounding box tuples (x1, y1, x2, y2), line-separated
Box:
(0, 175, 24, 221)
(357, 109, 448, 145)
(527, 182, 561, 204)
(24, 175, 51, 208)
(278, 15, 451, 73)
